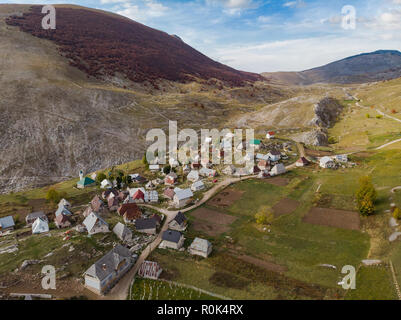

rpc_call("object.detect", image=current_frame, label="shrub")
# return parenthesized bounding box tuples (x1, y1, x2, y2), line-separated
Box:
(391, 109, 397, 114)
(393, 208, 401, 220)
(375, 115, 383, 119)
(96, 172, 107, 183)
(366, 113, 370, 118)
(328, 137, 337, 144)
(45, 188, 67, 204)
(356, 176, 377, 216)
(255, 206, 274, 225)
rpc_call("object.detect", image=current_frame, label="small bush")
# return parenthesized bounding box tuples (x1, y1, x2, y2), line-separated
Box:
(375, 115, 383, 119)
(393, 208, 401, 220)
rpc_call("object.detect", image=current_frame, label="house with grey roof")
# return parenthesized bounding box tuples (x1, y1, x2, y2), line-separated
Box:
(135, 217, 157, 235)
(0, 216, 15, 233)
(26, 211, 48, 226)
(168, 211, 187, 231)
(84, 245, 135, 295)
(83, 212, 109, 235)
(191, 180, 205, 192)
(58, 198, 71, 208)
(270, 163, 286, 176)
(160, 229, 185, 250)
(187, 170, 199, 182)
(55, 205, 72, 217)
(173, 188, 193, 208)
(188, 237, 212, 258)
(32, 217, 49, 234)
(112, 222, 132, 242)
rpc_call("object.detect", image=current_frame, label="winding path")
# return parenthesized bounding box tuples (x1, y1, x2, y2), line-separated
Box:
(105, 144, 305, 300)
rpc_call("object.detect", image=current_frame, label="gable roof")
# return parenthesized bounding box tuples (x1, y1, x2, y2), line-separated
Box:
(135, 218, 157, 230)
(113, 222, 132, 239)
(26, 211, 46, 221)
(32, 217, 49, 233)
(85, 245, 132, 281)
(0, 216, 15, 229)
(189, 237, 212, 253)
(55, 205, 72, 217)
(118, 203, 141, 216)
(162, 230, 182, 243)
(192, 180, 205, 189)
(269, 149, 281, 156)
(132, 189, 145, 200)
(297, 157, 309, 165)
(77, 177, 96, 186)
(173, 211, 187, 225)
(83, 212, 108, 232)
(55, 213, 70, 225)
(174, 188, 193, 201)
(163, 188, 175, 199)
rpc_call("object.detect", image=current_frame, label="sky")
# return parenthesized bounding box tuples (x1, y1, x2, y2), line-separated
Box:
(4, 0, 401, 72)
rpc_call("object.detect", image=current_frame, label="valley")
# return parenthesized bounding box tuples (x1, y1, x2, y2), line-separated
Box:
(0, 3, 401, 302)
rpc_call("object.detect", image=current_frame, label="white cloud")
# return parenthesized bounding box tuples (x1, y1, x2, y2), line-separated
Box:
(206, 0, 256, 15)
(212, 35, 401, 72)
(115, 0, 169, 22)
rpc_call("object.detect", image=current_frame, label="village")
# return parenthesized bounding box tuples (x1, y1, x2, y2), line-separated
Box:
(0, 130, 356, 299)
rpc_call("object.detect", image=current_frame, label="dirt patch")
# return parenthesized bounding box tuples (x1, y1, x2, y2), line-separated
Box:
(208, 189, 244, 208)
(273, 198, 300, 217)
(305, 149, 333, 157)
(303, 207, 360, 230)
(209, 271, 250, 289)
(263, 177, 290, 187)
(192, 220, 229, 237)
(27, 199, 48, 212)
(191, 207, 237, 236)
(238, 255, 288, 273)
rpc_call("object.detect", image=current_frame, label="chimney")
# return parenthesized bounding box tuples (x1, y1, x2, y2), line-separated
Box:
(79, 170, 83, 180)
(102, 264, 107, 271)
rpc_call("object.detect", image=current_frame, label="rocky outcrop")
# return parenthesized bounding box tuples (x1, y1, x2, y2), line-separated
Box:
(310, 97, 344, 128)
(292, 129, 328, 146)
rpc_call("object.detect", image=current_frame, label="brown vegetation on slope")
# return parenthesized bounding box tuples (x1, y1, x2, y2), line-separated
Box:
(6, 6, 262, 86)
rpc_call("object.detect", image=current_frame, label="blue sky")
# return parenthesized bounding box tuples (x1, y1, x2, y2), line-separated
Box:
(4, 0, 401, 72)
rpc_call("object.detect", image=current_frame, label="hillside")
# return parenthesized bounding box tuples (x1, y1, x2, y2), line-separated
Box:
(0, 4, 287, 193)
(6, 5, 262, 86)
(262, 50, 401, 85)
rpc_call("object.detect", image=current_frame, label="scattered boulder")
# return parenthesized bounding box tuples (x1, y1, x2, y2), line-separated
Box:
(362, 259, 382, 266)
(20, 260, 41, 270)
(389, 232, 401, 242)
(390, 217, 399, 228)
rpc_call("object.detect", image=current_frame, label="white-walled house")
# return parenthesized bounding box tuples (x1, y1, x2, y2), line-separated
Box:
(270, 163, 286, 176)
(101, 179, 112, 189)
(83, 212, 109, 235)
(320, 156, 336, 169)
(188, 237, 212, 258)
(173, 188, 193, 208)
(32, 217, 49, 234)
(191, 180, 205, 192)
(84, 245, 135, 295)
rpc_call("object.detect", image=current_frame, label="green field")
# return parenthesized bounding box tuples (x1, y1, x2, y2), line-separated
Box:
(130, 278, 220, 300)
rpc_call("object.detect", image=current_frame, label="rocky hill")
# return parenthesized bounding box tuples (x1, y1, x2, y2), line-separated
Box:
(262, 50, 401, 85)
(6, 5, 262, 86)
(0, 4, 284, 193)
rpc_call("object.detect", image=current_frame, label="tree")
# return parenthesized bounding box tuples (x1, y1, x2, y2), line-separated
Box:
(96, 172, 107, 183)
(255, 206, 274, 225)
(393, 208, 401, 220)
(46, 188, 67, 205)
(366, 113, 370, 118)
(163, 165, 171, 174)
(356, 176, 377, 216)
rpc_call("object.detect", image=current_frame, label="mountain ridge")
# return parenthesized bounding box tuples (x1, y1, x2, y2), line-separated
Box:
(262, 50, 401, 85)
